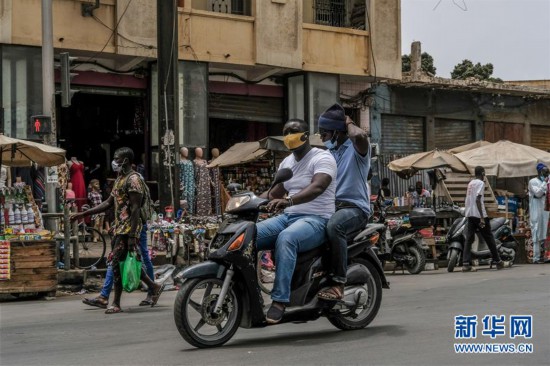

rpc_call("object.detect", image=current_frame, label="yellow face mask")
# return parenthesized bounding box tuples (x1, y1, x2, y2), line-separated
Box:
(284, 132, 307, 150)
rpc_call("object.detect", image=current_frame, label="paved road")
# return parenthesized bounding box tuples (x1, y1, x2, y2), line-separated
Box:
(1, 264, 549, 366)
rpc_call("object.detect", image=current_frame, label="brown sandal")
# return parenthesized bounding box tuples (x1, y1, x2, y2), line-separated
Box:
(82, 296, 108, 309)
(317, 285, 344, 300)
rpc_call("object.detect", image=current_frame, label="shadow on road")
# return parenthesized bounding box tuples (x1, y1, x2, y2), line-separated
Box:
(180, 324, 406, 352)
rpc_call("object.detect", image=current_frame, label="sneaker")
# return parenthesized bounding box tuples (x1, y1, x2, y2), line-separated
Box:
(462, 265, 477, 272)
(496, 260, 510, 269)
(266, 301, 285, 324)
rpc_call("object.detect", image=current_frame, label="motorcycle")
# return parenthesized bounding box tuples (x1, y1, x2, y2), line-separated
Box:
(173, 168, 389, 348)
(446, 208, 517, 272)
(372, 203, 431, 275)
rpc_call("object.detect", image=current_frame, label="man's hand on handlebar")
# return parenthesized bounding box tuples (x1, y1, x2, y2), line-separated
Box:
(266, 198, 290, 212)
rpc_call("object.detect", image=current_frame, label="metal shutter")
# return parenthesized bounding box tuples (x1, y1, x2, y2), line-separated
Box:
(208, 94, 283, 123)
(381, 114, 425, 154)
(531, 125, 550, 152)
(434, 119, 474, 150)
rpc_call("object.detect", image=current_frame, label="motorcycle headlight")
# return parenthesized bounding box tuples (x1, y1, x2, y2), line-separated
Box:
(225, 195, 251, 212)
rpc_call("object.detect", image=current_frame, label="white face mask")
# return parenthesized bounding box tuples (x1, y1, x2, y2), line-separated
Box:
(111, 159, 124, 172)
(323, 132, 338, 150)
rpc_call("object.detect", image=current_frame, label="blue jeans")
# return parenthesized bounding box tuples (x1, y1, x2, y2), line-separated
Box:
(326, 207, 368, 284)
(256, 213, 328, 303)
(101, 224, 154, 298)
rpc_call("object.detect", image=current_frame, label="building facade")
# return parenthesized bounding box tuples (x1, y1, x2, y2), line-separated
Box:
(1, 0, 402, 184)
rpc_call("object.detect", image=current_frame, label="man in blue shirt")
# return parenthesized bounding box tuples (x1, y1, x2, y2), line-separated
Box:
(317, 103, 371, 300)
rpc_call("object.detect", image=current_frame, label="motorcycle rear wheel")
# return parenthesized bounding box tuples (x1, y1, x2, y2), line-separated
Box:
(405, 245, 426, 275)
(174, 277, 242, 348)
(328, 259, 382, 330)
(447, 248, 459, 273)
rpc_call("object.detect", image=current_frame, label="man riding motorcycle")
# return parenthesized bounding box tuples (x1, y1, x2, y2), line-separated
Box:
(316, 103, 371, 300)
(257, 118, 337, 324)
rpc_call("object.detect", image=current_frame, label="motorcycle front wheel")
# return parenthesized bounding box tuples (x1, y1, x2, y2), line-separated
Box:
(328, 258, 382, 330)
(174, 277, 243, 348)
(447, 248, 459, 272)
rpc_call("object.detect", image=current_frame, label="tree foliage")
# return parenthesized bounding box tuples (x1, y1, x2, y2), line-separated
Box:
(402, 52, 437, 75)
(451, 60, 503, 82)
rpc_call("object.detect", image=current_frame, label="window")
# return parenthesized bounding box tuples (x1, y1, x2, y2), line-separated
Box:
(312, 0, 367, 29)
(207, 0, 251, 16)
(314, 0, 346, 27)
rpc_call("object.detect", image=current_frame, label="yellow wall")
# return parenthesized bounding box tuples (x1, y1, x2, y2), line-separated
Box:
(2, 0, 401, 79)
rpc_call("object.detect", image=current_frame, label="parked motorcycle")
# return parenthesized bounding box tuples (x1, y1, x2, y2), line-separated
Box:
(446, 208, 517, 272)
(173, 168, 389, 348)
(373, 204, 431, 275)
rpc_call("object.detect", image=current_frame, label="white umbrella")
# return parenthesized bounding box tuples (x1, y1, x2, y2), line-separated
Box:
(455, 140, 550, 177)
(0, 134, 66, 167)
(448, 140, 492, 154)
(388, 148, 468, 179)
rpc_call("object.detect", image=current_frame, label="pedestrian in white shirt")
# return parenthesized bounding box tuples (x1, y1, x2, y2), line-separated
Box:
(462, 166, 508, 272)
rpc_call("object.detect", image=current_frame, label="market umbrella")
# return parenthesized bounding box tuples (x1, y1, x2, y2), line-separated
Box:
(387, 148, 469, 179)
(0, 134, 66, 167)
(455, 140, 550, 177)
(448, 140, 492, 154)
(207, 142, 268, 168)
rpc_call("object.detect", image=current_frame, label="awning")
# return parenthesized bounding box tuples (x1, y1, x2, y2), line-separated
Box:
(207, 142, 268, 168)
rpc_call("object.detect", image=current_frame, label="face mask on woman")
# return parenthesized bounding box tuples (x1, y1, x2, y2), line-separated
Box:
(284, 132, 307, 150)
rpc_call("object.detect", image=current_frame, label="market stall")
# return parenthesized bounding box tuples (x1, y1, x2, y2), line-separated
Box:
(0, 134, 66, 296)
(455, 140, 550, 263)
(208, 135, 324, 197)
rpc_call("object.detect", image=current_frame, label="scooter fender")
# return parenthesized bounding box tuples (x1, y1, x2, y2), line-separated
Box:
(176, 260, 226, 281)
(447, 241, 463, 251)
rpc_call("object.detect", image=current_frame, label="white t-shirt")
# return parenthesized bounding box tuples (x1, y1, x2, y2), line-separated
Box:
(464, 178, 487, 218)
(279, 148, 337, 219)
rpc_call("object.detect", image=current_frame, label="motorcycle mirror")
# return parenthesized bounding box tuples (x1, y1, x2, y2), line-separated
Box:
(267, 168, 293, 199)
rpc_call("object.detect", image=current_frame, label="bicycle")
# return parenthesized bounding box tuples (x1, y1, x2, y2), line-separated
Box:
(72, 220, 107, 269)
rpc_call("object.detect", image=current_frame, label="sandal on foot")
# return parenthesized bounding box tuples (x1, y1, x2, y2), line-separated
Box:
(139, 299, 154, 306)
(150, 284, 166, 307)
(82, 297, 108, 309)
(317, 285, 344, 300)
(105, 305, 123, 314)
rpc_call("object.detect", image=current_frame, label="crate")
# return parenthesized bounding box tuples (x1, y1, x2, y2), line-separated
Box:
(0, 240, 57, 296)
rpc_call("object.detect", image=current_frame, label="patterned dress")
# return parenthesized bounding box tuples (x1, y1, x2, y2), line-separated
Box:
(209, 165, 222, 215)
(178, 160, 196, 214)
(194, 159, 212, 216)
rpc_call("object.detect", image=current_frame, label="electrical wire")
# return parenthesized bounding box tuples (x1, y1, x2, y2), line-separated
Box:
(91, 14, 156, 50)
(74, 0, 135, 70)
(365, 1, 377, 83)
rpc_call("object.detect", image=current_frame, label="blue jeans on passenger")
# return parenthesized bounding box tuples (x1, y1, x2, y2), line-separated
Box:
(326, 207, 369, 284)
(101, 224, 154, 298)
(256, 213, 328, 304)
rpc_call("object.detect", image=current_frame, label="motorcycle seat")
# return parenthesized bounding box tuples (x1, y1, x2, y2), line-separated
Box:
(296, 245, 325, 265)
(490, 217, 505, 231)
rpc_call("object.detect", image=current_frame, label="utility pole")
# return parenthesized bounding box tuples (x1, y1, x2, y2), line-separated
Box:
(157, 0, 179, 212)
(42, 0, 57, 214)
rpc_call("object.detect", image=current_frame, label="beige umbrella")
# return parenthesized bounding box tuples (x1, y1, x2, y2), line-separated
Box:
(455, 140, 550, 177)
(388, 148, 468, 179)
(448, 140, 492, 154)
(0, 134, 66, 167)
